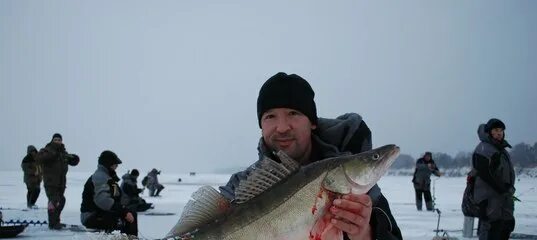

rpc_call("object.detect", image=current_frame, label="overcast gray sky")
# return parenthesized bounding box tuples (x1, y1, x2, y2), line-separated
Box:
(1, 1, 536, 174)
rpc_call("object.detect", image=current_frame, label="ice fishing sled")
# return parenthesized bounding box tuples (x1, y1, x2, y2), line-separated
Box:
(0, 224, 26, 238)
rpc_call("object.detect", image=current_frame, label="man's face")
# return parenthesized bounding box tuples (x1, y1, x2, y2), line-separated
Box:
(261, 108, 316, 162)
(52, 137, 62, 144)
(490, 128, 504, 141)
(110, 164, 118, 170)
(424, 155, 431, 161)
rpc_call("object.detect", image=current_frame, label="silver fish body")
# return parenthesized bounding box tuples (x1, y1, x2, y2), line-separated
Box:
(167, 144, 400, 240)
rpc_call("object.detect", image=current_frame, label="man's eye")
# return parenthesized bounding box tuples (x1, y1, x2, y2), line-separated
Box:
(289, 111, 301, 116)
(263, 114, 275, 120)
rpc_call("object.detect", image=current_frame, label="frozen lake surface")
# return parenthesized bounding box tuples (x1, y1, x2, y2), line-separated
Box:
(1, 170, 535, 239)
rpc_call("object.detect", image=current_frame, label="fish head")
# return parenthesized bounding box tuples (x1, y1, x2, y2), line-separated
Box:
(322, 144, 400, 194)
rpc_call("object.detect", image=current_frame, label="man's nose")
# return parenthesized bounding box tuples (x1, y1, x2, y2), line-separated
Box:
(275, 118, 291, 133)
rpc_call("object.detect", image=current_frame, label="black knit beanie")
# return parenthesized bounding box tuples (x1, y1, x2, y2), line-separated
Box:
(52, 133, 62, 141)
(485, 118, 506, 133)
(27, 145, 37, 154)
(131, 169, 139, 177)
(98, 150, 122, 168)
(257, 72, 318, 128)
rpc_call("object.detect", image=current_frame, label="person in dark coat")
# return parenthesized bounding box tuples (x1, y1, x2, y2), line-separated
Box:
(472, 118, 515, 240)
(412, 152, 442, 211)
(219, 72, 402, 240)
(80, 150, 137, 236)
(146, 168, 164, 197)
(121, 169, 153, 212)
(36, 133, 79, 229)
(21, 145, 42, 209)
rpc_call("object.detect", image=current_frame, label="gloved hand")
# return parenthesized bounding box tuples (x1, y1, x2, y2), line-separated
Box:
(70, 154, 80, 165)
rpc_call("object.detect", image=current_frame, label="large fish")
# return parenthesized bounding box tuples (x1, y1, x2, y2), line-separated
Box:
(166, 144, 400, 240)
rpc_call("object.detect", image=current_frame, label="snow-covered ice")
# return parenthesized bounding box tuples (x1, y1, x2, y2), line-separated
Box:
(1, 170, 535, 239)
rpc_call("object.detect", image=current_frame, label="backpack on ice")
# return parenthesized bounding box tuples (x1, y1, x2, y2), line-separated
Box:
(461, 169, 480, 217)
(141, 176, 149, 187)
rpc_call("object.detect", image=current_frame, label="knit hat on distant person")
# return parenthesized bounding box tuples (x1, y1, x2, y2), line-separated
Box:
(256, 72, 318, 128)
(131, 169, 139, 177)
(424, 152, 432, 157)
(98, 150, 122, 168)
(51, 133, 62, 141)
(485, 118, 506, 133)
(27, 145, 37, 154)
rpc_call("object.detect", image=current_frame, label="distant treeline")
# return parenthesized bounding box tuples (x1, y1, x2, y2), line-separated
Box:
(392, 142, 537, 169)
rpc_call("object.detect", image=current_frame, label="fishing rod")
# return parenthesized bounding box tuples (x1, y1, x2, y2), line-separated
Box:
(432, 176, 440, 209)
(516, 187, 535, 199)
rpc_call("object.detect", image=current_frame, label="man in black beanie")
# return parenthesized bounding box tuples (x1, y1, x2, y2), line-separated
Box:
(220, 72, 402, 240)
(36, 133, 79, 229)
(120, 169, 153, 212)
(472, 118, 515, 240)
(80, 150, 138, 236)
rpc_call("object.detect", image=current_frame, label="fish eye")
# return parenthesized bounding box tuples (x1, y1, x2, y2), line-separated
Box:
(372, 153, 380, 160)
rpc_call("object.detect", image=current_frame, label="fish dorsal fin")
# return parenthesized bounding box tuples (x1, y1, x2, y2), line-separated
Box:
(234, 151, 300, 204)
(167, 185, 230, 237)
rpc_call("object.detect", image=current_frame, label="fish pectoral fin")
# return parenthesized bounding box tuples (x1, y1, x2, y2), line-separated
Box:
(168, 186, 230, 237)
(234, 153, 300, 204)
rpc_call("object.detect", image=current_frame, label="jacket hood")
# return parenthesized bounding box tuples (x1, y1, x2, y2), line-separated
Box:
(477, 124, 489, 142)
(315, 113, 363, 151)
(477, 124, 512, 148)
(122, 172, 136, 184)
(46, 142, 66, 152)
(97, 164, 120, 182)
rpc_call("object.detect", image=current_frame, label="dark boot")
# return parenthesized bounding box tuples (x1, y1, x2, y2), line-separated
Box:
(120, 212, 138, 236)
(27, 190, 32, 208)
(136, 203, 153, 212)
(155, 185, 164, 196)
(48, 201, 61, 229)
(28, 188, 41, 208)
(425, 201, 434, 211)
(30, 188, 41, 206)
(423, 190, 434, 211)
(48, 196, 66, 229)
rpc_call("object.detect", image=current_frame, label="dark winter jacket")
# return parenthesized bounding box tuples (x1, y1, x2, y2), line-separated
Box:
(412, 158, 441, 191)
(36, 142, 79, 190)
(21, 154, 42, 187)
(80, 165, 128, 225)
(120, 173, 143, 205)
(472, 124, 515, 221)
(219, 113, 402, 240)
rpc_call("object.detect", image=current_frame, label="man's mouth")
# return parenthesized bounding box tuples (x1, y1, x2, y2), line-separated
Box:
(275, 138, 294, 148)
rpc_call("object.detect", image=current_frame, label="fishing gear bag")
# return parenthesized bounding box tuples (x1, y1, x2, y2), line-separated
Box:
(461, 169, 480, 217)
(141, 176, 149, 187)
